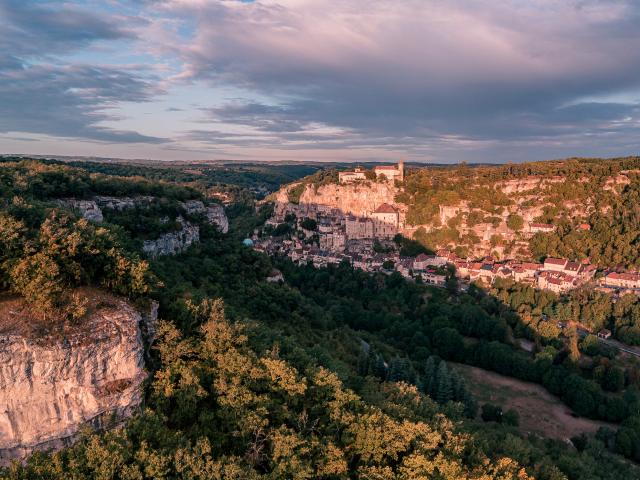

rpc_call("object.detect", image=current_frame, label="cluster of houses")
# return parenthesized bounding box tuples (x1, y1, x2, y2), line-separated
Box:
(259, 198, 640, 297)
(599, 271, 640, 294)
(276, 202, 402, 250)
(253, 236, 450, 287)
(456, 256, 597, 293)
(254, 222, 640, 297)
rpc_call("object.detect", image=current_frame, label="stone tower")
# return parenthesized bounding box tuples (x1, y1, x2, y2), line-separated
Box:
(398, 160, 405, 181)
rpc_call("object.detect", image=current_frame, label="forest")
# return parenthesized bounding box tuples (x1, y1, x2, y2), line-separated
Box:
(2, 158, 640, 479)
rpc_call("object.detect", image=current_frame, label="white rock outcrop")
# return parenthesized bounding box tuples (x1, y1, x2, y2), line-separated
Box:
(94, 195, 154, 211)
(142, 217, 200, 257)
(57, 199, 104, 223)
(0, 294, 151, 464)
(297, 182, 400, 217)
(181, 200, 229, 233)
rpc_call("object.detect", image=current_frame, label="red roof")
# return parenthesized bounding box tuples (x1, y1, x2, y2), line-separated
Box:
(373, 203, 397, 214)
(522, 262, 542, 271)
(544, 257, 567, 266)
(565, 262, 581, 272)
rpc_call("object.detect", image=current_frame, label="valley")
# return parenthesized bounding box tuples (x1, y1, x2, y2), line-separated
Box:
(1, 157, 640, 479)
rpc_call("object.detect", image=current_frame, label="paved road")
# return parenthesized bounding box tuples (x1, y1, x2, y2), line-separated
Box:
(576, 327, 640, 358)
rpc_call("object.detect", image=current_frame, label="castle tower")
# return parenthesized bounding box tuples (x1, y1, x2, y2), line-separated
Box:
(398, 160, 404, 181)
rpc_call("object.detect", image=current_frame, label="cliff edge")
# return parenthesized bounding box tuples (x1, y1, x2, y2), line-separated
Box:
(0, 290, 152, 464)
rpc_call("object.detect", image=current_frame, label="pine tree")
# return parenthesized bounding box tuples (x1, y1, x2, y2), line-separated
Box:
(422, 356, 437, 393)
(401, 357, 414, 384)
(450, 369, 464, 401)
(388, 356, 407, 382)
(436, 361, 453, 404)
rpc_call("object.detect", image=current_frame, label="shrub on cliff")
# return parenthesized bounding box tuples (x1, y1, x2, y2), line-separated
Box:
(1, 209, 157, 317)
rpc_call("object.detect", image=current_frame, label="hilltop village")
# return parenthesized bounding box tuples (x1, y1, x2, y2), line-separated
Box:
(253, 162, 640, 298)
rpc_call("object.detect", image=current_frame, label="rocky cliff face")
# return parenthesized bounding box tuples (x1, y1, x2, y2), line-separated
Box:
(142, 218, 200, 257)
(180, 200, 229, 233)
(94, 195, 154, 211)
(57, 199, 104, 223)
(298, 182, 400, 217)
(57, 196, 228, 257)
(270, 173, 598, 259)
(274, 182, 404, 224)
(0, 292, 153, 464)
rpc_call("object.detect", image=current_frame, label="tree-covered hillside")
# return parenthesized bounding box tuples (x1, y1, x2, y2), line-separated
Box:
(400, 157, 640, 266)
(2, 159, 640, 479)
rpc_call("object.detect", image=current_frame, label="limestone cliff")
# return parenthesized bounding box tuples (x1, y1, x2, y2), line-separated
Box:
(180, 200, 229, 233)
(275, 181, 404, 221)
(94, 195, 154, 211)
(269, 171, 611, 259)
(57, 199, 104, 223)
(142, 217, 200, 257)
(0, 291, 153, 464)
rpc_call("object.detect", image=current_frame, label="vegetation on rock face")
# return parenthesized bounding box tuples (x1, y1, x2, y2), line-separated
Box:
(1, 211, 154, 315)
(506, 214, 524, 232)
(527, 176, 640, 268)
(395, 157, 640, 264)
(287, 168, 340, 203)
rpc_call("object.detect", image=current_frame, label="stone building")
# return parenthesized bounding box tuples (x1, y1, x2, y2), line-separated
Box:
(346, 216, 374, 239)
(371, 203, 399, 238)
(338, 167, 367, 183)
(374, 161, 404, 182)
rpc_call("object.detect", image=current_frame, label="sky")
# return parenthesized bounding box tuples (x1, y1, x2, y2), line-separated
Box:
(1, 0, 640, 164)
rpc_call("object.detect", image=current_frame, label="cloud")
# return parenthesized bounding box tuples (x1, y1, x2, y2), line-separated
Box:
(0, 0, 135, 57)
(163, 0, 640, 160)
(3, 0, 640, 161)
(0, 0, 165, 144)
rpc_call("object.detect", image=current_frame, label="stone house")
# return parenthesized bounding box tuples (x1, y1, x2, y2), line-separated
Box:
(374, 161, 404, 182)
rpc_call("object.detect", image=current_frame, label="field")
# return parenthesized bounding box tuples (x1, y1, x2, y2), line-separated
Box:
(453, 363, 617, 440)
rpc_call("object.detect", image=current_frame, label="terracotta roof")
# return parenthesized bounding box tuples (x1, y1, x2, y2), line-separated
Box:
(522, 262, 542, 271)
(373, 203, 397, 214)
(565, 262, 581, 272)
(544, 257, 567, 266)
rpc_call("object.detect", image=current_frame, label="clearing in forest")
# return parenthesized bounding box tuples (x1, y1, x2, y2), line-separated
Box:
(453, 363, 617, 440)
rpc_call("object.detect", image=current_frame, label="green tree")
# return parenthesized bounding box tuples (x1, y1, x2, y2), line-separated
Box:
(506, 214, 524, 231)
(435, 361, 453, 404)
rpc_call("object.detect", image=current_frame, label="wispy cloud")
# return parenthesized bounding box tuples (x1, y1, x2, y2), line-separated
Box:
(0, 0, 165, 144)
(2, 0, 640, 161)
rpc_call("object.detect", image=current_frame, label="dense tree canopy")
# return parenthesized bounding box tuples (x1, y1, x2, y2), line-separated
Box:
(3, 158, 640, 478)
